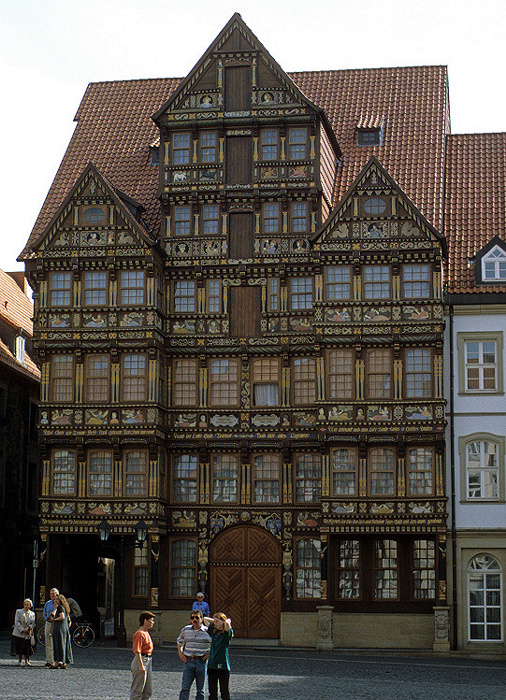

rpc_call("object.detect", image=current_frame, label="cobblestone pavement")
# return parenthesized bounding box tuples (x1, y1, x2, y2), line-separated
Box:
(1, 637, 505, 700)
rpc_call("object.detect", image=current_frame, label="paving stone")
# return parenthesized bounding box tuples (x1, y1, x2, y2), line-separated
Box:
(1, 638, 505, 699)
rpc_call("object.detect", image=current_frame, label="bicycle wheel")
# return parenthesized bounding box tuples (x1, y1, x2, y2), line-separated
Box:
(72, 624, 95, 648)
(36, 625, 46, 646)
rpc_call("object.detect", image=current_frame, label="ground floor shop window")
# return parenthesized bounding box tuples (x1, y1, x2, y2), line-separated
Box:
(334, 536, 437, 606)
(295, 538, 321, 598)
(468, 554, 502, 641)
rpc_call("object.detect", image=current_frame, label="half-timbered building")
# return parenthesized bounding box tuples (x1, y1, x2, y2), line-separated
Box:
(21, 14, 450, 647)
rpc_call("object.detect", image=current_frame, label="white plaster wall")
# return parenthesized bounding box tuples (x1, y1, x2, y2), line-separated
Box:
(449, 308, 506, 530)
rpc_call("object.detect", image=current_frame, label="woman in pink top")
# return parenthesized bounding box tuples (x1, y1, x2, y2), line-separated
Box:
(131, 612, 155, 700)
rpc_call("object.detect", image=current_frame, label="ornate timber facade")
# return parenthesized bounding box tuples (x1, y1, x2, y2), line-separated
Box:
(23, 15, 449, 646)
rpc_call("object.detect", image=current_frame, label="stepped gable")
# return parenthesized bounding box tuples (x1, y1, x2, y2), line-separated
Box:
(445, 132, 506, 294)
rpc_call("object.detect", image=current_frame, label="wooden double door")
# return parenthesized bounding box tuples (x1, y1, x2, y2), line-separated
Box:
(209, 524, 281, 638)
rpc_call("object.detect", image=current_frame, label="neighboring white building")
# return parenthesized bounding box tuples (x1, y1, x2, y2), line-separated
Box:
(446, 133, 506, 654)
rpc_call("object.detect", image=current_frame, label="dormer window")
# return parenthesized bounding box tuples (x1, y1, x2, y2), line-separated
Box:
(483, 245, 506, 281)
(356, 116, 385, 147)
(474, 237, 506, 285)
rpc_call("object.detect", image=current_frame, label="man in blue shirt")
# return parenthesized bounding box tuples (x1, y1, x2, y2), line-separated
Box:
(43, 587, 59, 666)
(191, 593, 210, 616)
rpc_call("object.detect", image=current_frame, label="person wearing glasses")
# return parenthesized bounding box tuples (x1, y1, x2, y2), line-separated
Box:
(191, 592, 210, 617)
(177, 610, 211, 700)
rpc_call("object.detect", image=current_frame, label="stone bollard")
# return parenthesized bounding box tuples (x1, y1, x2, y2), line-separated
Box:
(316, 605, 334, 651)
(433, 606, 451, 651)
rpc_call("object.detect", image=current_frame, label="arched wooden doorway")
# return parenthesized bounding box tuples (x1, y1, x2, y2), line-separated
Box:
(209, 524, 282, 639)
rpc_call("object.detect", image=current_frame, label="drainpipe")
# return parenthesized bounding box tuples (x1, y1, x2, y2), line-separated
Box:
(448, 299, 458, 649)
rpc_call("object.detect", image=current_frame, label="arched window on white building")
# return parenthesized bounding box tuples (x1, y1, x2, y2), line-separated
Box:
(468, 554, 502, 641)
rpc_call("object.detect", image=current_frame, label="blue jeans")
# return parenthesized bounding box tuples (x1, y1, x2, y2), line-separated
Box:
(179, 657, 207, 700)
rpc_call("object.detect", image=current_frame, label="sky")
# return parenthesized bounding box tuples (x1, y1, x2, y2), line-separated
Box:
(1, 0, 505, 274)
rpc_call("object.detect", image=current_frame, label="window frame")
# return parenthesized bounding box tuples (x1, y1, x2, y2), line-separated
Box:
(52, 449, 76, 495)
(119, 271, 145, 306)
(363, 264, 390, 299)
(209, 359, 240, 408)
(294, 453, 322, 503)
(260, 128, 279, 161)
(457, 332, 504, 395)
(324, 266, 352, 300)
(368, 447, 396, 496)
(174, 205, 192, 236)
(49, 272, 72, 307)
(199, 131, 218, 164)
(332, 447, 358, 496)
(412, 539, 436, 600)
(84, 354, 110, 403)
(50, 354, 75, 403)
(291, 201, 309, 232)
(467, 554, 503, 642)
(290, 277, 313, 310)
(211, 453, 239, 503)
(251, 357, 280, 407)
(202, 205, 219, 235)
(366, 348, 392, 399)
(121, 354, 147, 402)
(173, 359, 198, 407)
(481, 245, 506, 282)
(402, 264, 431, 299)
(207, 279, 221, 314)
(173, 454, 198, 502)
(133, 544, 150, 597)
(292, 357, 317, 405)
(459, 433, 505, 503)
(83, 271, 107, 306)
(88, 449, 113, 496)
(252, 453, 281, 504)
(405, 348, 433, 398)
(174, 280, 197, 313)
(262, 202, 281, 234)
(295, 537, 322, 599)
(124, 450, 147, 496)
(170, 538, 197, 598)
(288, 127, 308, 160)
(407, 447, 434, 496)
(327, 349, 354, 400)
(336, 538, 361, 600)
(172, 132, 191, 165)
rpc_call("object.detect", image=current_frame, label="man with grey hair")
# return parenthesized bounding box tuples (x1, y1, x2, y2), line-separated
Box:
(43, 587, 59, 666)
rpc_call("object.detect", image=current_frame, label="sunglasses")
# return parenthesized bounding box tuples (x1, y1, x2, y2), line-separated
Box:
(190, 616, 201, 620)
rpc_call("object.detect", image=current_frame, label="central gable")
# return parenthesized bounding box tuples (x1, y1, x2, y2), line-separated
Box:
(153, 13, 328, 122)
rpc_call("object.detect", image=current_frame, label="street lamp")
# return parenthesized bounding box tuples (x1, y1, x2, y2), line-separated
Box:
(98, 519, 148, 647)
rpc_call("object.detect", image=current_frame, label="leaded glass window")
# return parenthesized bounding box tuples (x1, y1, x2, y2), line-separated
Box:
(295, 454, 322, 502)
(53, 450, 76, 495)
(332, 448, 357, 495)
(253, 454, 280, 503)
(295, 539, 321, 598)
(337, 539, 360, 599)
(89, 450, 112, 496)
(171, 540, 196, 597)
(173, 455, 198, 502)
(212, 454, 239, 503)
(374, 539, 398, 599)
(412, 539, 436, 599)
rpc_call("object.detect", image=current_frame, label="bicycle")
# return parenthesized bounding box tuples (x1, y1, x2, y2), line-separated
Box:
(36, 619, 96, 648)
